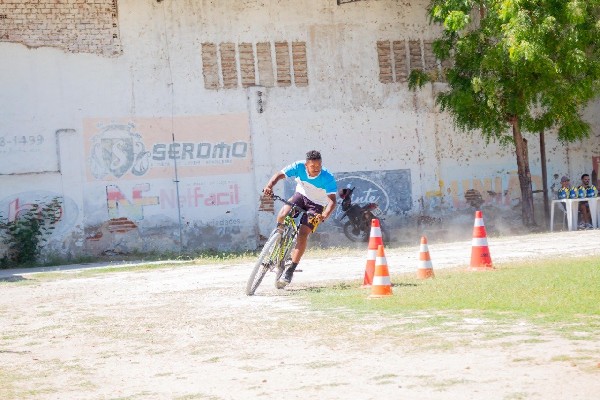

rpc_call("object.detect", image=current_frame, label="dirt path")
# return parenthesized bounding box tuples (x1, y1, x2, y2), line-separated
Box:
(1, 230, 599, 399)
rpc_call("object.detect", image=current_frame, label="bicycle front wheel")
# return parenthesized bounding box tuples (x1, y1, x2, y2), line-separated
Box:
(246, 231, 282, 296)
(274, 235, 297, 284)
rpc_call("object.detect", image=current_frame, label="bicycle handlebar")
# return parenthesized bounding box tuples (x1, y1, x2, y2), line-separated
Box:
(271, 194, 309, 214)
(270, 194, 323, 218)
(269, 194, 322, 232)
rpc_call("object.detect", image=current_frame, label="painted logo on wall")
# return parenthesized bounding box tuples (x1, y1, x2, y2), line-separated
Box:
(90, 123, 150, 179)
(0, 191, 78, 237)
(334, 169, 412, 216)
(84, 114, 252, 181)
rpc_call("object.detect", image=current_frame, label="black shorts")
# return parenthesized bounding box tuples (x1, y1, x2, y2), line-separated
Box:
(289, 192, 324, 231)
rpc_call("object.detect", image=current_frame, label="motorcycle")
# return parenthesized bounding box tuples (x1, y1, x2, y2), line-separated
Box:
(338, 185, 388, 242)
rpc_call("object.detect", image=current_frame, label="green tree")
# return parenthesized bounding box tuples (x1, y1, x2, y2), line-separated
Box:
(410, 0, 600, 226)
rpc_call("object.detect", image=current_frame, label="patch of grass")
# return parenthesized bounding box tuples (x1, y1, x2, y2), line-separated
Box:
(2, 245, 373, 274)
(512, 357, 535, 362)
(304, 360, 340, 369)
(520, 338, 547, 344)
(7, 249, 260, 271)
(504, 393, 530, 400)
(550, 354, 592, 363)
(304, 257, 600, 325)
(0, 368, 19, 400)
(0, 367, 57, 400)
(1, 249, 263, 283)
(174, 395, 219, 400)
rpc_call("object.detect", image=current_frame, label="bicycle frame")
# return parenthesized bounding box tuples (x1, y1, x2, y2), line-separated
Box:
(270, 196, 304, 268)
(246, 194, 317, 295)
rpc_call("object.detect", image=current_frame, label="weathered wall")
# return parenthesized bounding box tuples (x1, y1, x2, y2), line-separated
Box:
(0, 0, 599, 260)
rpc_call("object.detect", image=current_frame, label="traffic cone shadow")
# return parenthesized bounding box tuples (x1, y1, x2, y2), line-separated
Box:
(369, 244, 393, 298)
(469, 210, 493, 271)
(362, 218, 384, 287)
(417, 236, 435, 279)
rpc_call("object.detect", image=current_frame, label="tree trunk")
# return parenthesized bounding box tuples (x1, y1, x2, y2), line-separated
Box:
(511, 118, 536, 226)
(539, 130, 549, 224)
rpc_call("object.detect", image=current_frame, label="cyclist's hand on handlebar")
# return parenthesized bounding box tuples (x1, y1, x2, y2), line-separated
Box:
(262, 186, 274, 197)
(310, 213, 326, 223)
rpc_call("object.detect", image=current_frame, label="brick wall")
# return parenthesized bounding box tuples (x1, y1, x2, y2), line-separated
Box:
(0, 0, 121, 56)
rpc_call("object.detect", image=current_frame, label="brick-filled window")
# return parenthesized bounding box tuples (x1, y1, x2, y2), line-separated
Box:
(292, 42, 308, 87)
(393, 40, 408, 83)
(201, 41, 309, 90)
(220, 43, 237, 89)
(408, 40, 423, 71)
(239, 43, 256, 88)
(0, 0, 122, 56)
(377, 40, 393, 83)
(201, 43, 219, 90)
(257, 42, 275, 87)
(377, 39, 443, 84)
(275, 41, 291, 86)
(422, 40, 439, 77)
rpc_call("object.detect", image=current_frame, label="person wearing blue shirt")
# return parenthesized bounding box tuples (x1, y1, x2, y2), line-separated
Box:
(578, 174, 595, 229)
(557, 176, 570, 200)
(262, 150, 337, 288)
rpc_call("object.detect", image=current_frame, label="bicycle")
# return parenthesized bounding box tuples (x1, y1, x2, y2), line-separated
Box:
(245, 194, 320, 296)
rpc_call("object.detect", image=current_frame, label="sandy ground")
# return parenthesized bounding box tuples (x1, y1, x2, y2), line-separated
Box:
(1, 230, 600, 400)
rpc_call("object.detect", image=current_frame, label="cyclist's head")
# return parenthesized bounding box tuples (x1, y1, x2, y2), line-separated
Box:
(305, 150, 323, 178)
(306, 150, 322, 161)
(305, 150, 322, 177)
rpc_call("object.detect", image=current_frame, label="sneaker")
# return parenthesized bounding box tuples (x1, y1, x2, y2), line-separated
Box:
(578, 222, 586, 230)
(276, 265, 296, 289)
(586, 223, 594, 229)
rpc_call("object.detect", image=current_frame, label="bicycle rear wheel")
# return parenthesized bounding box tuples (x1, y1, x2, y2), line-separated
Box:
(246, 231, 282, 296)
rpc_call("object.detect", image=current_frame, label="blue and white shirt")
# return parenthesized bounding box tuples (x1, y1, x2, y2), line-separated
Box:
(282, 160, 337, 206)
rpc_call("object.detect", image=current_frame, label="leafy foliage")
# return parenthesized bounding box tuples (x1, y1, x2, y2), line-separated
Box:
(0, 197, 62, 267)
(410, 0, 600, 142)
(410, 0, 600, 226)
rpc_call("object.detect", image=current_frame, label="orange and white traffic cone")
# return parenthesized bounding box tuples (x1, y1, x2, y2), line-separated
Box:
(362, 218, 384, 287)
(469, 210, 493, 270)
(417, 236, 435, 279)
(369, 244, 393, 298)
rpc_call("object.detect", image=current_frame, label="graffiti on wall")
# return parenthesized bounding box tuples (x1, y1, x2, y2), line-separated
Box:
(158, 183, 240, 209)
(106, 184, 160, 220)
(423, 169, 544, 211)
(83, 114, 255, 250)
(283, 169, 412, 219)
(104, 182, 242, 218)
(0, 191, 78, 236)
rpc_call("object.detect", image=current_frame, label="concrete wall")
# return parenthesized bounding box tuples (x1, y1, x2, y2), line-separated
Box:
(1, 0, 599, 260)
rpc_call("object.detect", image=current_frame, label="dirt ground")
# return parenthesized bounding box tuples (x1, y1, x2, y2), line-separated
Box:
(1, 230, 600, 400)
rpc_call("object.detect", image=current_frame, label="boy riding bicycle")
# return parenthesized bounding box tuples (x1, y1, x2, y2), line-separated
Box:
(262, 150, 337, 288)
